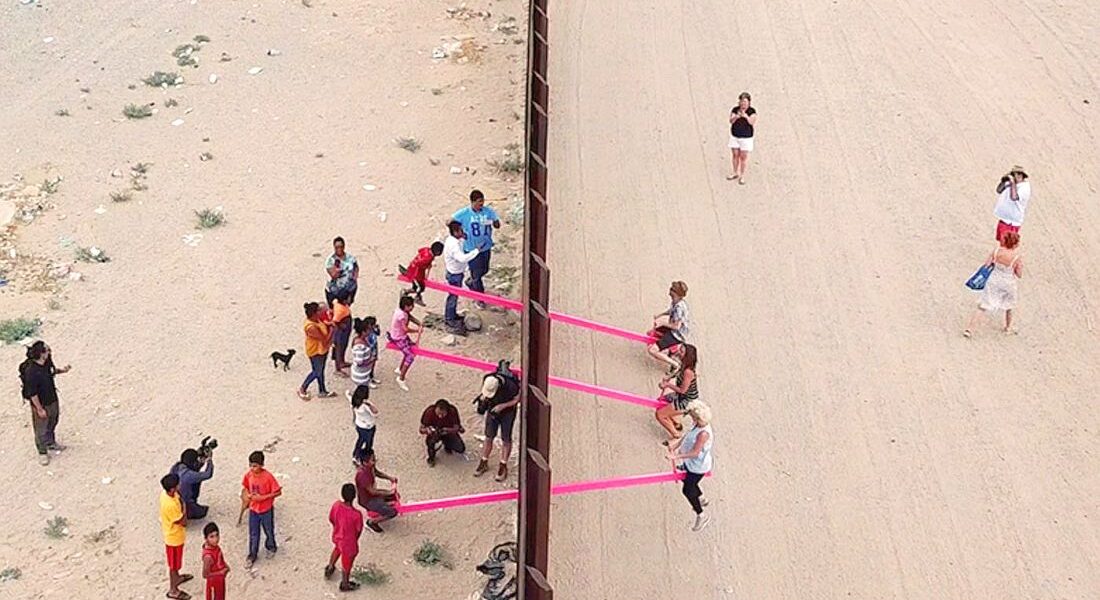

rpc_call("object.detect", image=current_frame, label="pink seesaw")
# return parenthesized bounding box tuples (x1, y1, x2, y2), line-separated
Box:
(385, 342, 665, 410)
(397, 469, 712, 514)
(398, 275, 657, 344)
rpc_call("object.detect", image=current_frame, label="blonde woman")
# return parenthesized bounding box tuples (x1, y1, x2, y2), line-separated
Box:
(964, 231, 1023, 337)
(668, 400, 714, 532)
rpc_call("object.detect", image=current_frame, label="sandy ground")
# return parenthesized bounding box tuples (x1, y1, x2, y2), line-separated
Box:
(0, 1, 527, 598)
(545, 0, 1100, 598)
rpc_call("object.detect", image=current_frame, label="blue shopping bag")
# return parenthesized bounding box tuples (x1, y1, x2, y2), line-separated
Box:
(965, 263, 994, 291)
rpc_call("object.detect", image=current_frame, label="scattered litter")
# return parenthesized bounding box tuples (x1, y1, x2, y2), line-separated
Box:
(266, 48, 282, 56)
(282, 283, 291, 290)
(208, 73, 218, 84)
(182, 233, 203, 247)
(94, 205, 107, 215)
(110, 169, 123, 178)
(171, 118, 185, 126)
(362, 184, 377, 192)
(358, 161, 367, 167)
(43, 36, 55, 44)
(248, 66, 264, 75)
(291, 456, 300, 463)
(100, 477, 113, 485)
(68, 272, 83, 281)
(429, 157, 441, 166)
(441, 334, 457, 346)
(38, 501, 53, 510)
(449, 166, 463, 174)
(377, 211, 387, 222)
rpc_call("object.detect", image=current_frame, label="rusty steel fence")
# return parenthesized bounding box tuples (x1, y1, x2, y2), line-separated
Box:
(518, 0, 552, 598)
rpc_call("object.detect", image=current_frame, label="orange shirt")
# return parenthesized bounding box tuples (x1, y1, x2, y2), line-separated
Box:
(241, 469, 281, 514)
(303, 318, 331, 357)
(332, 302, 351, 325)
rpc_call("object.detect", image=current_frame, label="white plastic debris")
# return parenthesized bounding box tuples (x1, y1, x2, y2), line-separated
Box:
(171, 118, 185, 126)
(449, 166, 463, 174)
(94, 205, 107, 215)
(208, 73, 218, 84)
(38, 501, 53, 510)
(362, 184, 377, 191)
(43, 36, 55, 44)
(100, 477, 113, 485)
(248, 66, 264, 75)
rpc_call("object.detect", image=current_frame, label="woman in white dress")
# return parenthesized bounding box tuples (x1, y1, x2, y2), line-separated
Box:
(964, 231, 1023, 337)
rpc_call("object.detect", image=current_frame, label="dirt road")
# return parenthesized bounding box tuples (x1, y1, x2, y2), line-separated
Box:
(546, 1, 1100, 598)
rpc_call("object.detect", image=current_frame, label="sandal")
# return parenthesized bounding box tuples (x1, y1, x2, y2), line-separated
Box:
(166, 592, 191, 600)
(297, 389, 312, 401)
(177, 574, 193, 584)
(324, 564, 336, 580)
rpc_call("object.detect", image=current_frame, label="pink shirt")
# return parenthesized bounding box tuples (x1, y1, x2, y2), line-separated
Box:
(389, 308, 409, 341)
(328, 501, 363, 555)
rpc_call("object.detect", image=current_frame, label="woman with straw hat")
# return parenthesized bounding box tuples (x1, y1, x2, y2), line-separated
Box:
(667, 400, 714, 532)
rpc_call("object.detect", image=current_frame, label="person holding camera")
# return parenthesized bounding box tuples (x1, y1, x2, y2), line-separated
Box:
(419, 399, 466, 466)
(993, 166, 1031, 242)
(171, 440, 216, 520)
(473, 362, 521, 482)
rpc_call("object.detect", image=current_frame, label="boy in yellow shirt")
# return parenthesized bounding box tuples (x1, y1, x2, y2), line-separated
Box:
(160, 473, 193, 599)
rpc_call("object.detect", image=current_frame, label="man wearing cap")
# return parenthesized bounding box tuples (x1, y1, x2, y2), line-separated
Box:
(993, 166, 1031, 242)
(473, 370, 520, 482)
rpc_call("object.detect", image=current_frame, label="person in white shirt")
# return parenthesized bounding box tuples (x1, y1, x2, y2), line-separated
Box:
(347, 385, 378, 466)
(993, 166, 1031, 241)
(443, 220, 482, 334)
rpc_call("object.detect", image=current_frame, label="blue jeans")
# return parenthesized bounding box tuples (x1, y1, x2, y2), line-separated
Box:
(248, 508, 277, 560)
(445, 271, 464, 322)
(353, 425, 376, 462)
(301, 354, 328, 393)
(467, 249, 491, 293)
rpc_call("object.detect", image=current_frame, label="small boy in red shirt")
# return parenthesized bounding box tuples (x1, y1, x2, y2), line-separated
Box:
(324, 483, 364, 591)
(201, 522, 230, 600)
(399, 242, 444, 306)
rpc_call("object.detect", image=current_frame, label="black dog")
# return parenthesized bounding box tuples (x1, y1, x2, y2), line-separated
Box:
(270, 349, 296, 371)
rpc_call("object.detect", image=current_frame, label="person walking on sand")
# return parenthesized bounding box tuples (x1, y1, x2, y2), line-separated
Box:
(647, 281, 691, 372)
(728, 92, 757, 184)
(993, 166, 1032, 242)
(299, 302, 336, 400)
(324, 483, 364, 592)
(452, 190, 500, 300)
(964, 231, 1024, 337)
(18, 341, 71, 466)
(387, 295, 421, 392)
(350, 316, 381, 393)
(348, 385, 378, 466)
(443, 219, 482, 334)
(667, 400, 714, 533)
(655, 344, 699, 443)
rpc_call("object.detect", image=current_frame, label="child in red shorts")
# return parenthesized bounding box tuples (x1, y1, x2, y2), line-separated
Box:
(201, 522, 230, 600)
(324, 483, 364, 591)
(399, 242, 444, 306)
(159, 473, 193, 599)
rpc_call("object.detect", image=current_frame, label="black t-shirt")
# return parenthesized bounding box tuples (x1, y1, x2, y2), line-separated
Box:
(730, 106, 756, 138)
(21, 360, 59, 406)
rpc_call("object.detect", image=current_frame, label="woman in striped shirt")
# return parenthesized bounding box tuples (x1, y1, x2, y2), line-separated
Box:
(350, 317, 381, 392)
(655, 344, 699, 442)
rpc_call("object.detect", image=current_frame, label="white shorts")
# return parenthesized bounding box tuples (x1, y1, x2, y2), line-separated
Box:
(729, 136, 754, 152)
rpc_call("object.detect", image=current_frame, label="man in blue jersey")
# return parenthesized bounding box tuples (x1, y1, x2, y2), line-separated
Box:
(451, 190, 501, 302)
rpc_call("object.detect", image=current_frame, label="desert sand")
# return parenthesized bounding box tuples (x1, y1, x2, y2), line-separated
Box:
(544, 0, 1100, 598)
(1, 1, 528, 598)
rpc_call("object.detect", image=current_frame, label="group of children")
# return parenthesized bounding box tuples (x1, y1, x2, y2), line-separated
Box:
(158, 451, 280, 599)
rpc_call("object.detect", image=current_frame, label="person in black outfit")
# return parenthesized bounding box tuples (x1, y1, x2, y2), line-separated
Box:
(727, 91, 758, 184)
(473, 366, 521, 482)
(18, 341, 72, 466)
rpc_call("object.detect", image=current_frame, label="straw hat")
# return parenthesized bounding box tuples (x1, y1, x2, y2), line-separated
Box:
(1010, 165, 1028, 178)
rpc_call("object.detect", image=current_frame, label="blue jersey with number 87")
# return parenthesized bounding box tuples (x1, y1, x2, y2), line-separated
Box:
(452, 206, 500, 253)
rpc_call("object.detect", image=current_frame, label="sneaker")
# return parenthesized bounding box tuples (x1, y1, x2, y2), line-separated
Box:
(38, 453, 50, 466)
(339, 581, 361, 592)
(368, 381, 379, 389)
(427, 455, 436, 467)
(365, 520, 383, 533)
(265, 548, 278, 559)
(324, 564, 336, 580)
(495, 463, 508, 482)
(396, 377, 409, 392)
(46, 442, 66, 452)
(473, 459, 490, 477)
(691, 513, 711, 532)
(317, 391, 337, 399)
(369, 377, 382, 385)
(394, 366, 402, 375)
(245, 557, 256, 570)
(700, 497, 710, 508)
(415, 297, 426, 307)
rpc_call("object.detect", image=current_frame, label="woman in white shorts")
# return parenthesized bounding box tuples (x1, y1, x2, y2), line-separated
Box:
(728, 92, 757, 184)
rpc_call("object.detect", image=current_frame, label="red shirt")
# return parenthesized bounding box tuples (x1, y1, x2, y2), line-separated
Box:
(355, 465, 381, 505)
(420, 405, 461, 431)
(202, 543, 228, 580)
(241, 469, 281, 514)
(329, 501, 363, 555)
(404, 247, 435, 283)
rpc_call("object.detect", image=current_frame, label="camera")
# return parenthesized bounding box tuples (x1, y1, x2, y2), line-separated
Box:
(197, 435, 218, 459)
